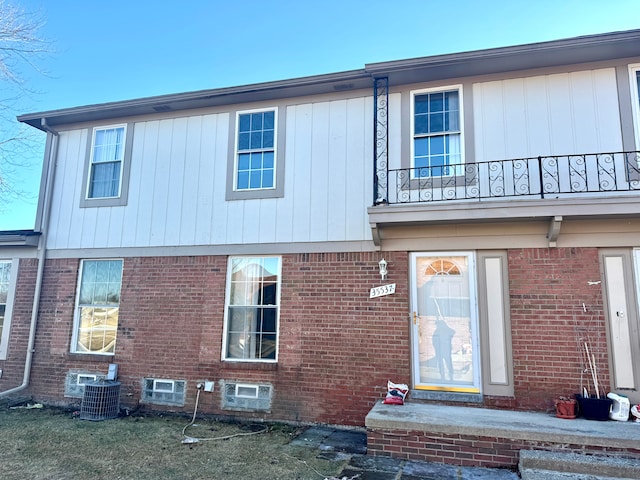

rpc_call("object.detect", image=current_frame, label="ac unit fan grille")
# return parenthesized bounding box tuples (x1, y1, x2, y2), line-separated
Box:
(80, 381, 121, 421)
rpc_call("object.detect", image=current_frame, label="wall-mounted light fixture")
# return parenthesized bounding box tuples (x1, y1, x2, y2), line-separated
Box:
(378, 258, 388, 280)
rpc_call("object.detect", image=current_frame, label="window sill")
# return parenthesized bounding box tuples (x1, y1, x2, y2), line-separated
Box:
(67, 353, 114, 363)
(410, 389, 483, 403)
(219, 361, 278, 371)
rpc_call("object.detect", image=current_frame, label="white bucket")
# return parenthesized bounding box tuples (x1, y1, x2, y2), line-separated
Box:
(607, 392, 630, 421)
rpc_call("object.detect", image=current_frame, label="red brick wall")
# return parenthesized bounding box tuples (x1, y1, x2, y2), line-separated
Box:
(506, 247, 608, 412)
(0, 258, 38, 391)
(23, 252, 410, 425)
(367, 428, 640, 468)
(9, 247, 614, 424)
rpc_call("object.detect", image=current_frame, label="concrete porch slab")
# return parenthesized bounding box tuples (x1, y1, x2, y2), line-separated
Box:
(365, 401, 640, 468)
(366, 401, 640, 449)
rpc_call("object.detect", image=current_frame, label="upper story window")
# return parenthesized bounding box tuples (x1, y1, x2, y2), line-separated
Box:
(630, 65, 640, 149)
(72, 259, 123, 355)
(88, 125, 126, 198)
(411, 86, 463, 178)
(226, 106, 285, 201)
(235, 109, 276, 191)
(80, 123, 134, 208)
(223, 256, 281, 362)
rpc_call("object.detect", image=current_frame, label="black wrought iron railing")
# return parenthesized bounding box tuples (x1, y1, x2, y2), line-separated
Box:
(374, 151, 640, 205)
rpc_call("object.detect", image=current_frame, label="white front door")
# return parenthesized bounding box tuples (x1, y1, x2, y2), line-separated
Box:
(601, 250, 640, 402)
(410, 252, 481, 393)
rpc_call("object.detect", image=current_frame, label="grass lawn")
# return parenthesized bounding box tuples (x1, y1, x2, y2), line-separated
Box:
(0, 406, 346, 479)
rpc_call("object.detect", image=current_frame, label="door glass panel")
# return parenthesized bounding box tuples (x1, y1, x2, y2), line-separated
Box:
(412, 253, 480, 392)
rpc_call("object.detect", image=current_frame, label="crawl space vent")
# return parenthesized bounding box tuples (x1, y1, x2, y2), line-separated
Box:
(222, 382, 272, 412)
(80, 380, 121, 421)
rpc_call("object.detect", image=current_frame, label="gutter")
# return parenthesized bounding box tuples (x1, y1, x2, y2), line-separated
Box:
(0, 119, 58, 399)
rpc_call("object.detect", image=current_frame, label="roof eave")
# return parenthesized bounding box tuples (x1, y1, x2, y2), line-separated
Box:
(18, 69, 372, 131)
(0, 230, 41, 247)
(364, 29, 640, 85)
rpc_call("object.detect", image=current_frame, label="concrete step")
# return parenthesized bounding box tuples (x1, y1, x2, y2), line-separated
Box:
(519, 450, 640, 480)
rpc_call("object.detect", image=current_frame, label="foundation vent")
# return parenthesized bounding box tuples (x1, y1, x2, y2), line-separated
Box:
(141, 378, 186, 406)
(65, 371, 106, 398)
(222, 381, 272, 412)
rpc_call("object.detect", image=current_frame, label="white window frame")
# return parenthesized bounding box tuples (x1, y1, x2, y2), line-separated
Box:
(410, 85, 465, 179)
(80, 123, 134, 208)
(71, 259, 123, 355)
(153, 379, 175, 393)
(629, 65, 640, 149)
(222, 256, 281, 362)
(233, 107, 278, 192)
(0, 259, 17, 360)
(86, 124, 127, 199)
(77, 374, 98, 385)
(235, 383, 259, 399)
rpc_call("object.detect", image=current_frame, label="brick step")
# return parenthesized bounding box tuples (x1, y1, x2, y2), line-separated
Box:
(519, 450, 640, 480)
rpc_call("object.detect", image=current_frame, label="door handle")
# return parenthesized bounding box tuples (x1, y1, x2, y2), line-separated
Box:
(617, 311, 625, 318)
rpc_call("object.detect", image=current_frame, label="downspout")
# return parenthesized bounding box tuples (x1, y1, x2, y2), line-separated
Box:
(0, 118, 58, 398)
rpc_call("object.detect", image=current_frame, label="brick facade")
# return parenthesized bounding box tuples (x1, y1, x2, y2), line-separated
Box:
(0, 258, 38, 389)
(367, 428, 640, 468)
(506, 247, 609, 412)
(13, 252, 410, 425)
(2, 247, 612, 426)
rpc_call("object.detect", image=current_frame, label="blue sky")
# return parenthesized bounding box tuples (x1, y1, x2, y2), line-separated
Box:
(1, 0, 639, 230)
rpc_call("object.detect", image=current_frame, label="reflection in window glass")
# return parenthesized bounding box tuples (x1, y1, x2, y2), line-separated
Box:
(236, 111, 276, 190)
(75, 259, 123, 354)
(225, 257, 280, 360)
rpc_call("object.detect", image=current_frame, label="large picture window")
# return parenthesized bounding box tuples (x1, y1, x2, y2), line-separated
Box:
(224, 256, 280, 361)
(412, 87, 463, 178)
(72, 259, 123, 355)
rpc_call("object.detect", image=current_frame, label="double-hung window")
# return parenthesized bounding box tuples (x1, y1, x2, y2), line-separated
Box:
(223, 256, 281, 361)
(72, 259, 123, 355)
(235, 109, 276, 191)
(630, 65, 640, 149)
(88, 125, 126, 198)
(412, 87, 463, 177)
(81, 123, 133, 207)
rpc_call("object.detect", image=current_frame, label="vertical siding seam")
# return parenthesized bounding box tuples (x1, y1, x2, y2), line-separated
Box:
(545, 76, 554, 155)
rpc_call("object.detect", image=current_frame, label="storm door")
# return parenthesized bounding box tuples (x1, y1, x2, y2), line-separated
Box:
(410, 253, 481, 393)
(601, 249, 640, 402)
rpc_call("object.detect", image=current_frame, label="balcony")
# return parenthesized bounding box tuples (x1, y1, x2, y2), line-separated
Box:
(368, 151, 640, 246)
(375, 151, 640, 205)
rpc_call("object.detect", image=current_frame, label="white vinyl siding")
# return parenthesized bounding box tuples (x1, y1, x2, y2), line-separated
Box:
(473, 69, 622, 161)
(46, 96, 372, 251)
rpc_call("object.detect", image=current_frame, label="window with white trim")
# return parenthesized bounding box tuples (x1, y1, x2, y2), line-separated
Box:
(630, 65, 640, 148)
(0, 260, 13, 359)
(80, 123, 134, 208)
(235, 109, 276, 191)
(72, 259, 123, 355)
(223, 256, 281, 361)
(411, 86, 463, 177)
(87, 125, 127, 199)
